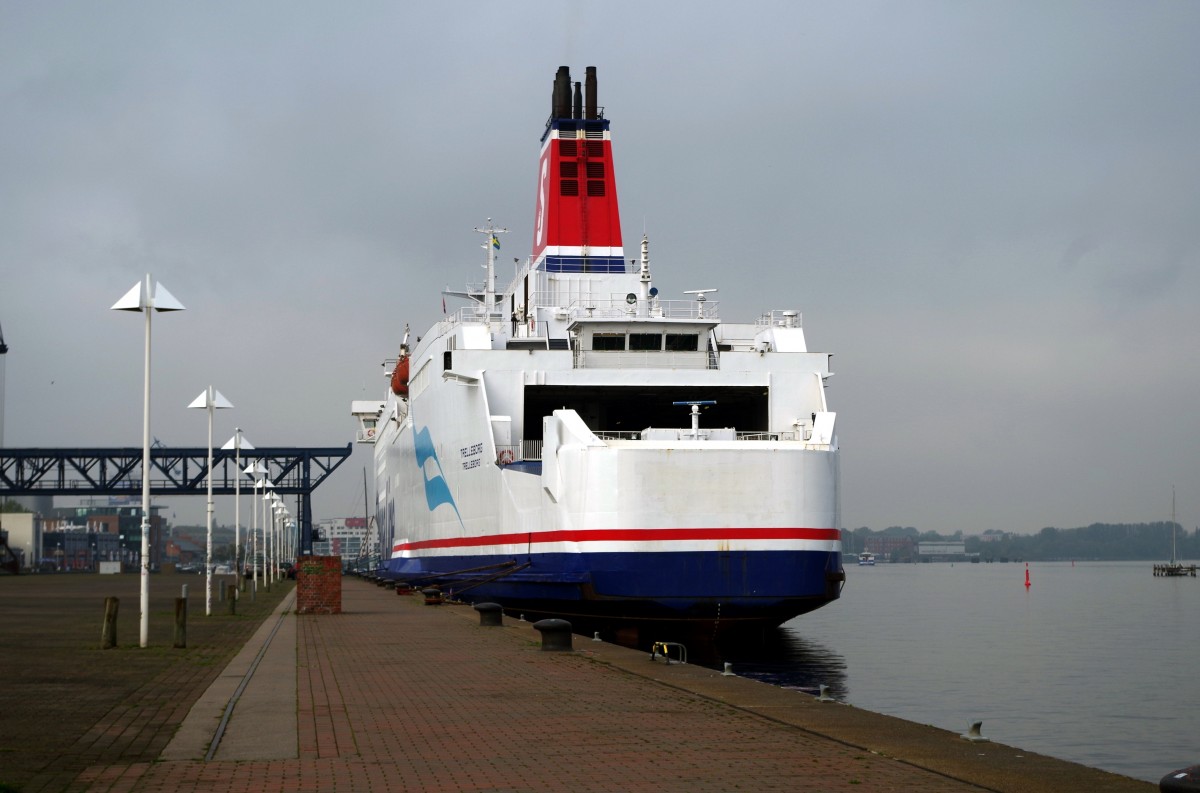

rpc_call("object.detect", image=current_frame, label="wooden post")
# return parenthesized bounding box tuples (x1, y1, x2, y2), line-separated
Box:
(174, 597, 187, 648)
(227, 585, 237, 615)
(100, 596, 119, 649)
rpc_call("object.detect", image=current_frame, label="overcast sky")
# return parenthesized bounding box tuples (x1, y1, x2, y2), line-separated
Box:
(2, 1, 1198, 535)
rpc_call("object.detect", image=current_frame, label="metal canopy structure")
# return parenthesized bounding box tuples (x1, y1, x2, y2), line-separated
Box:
(0, 444, 353, 556)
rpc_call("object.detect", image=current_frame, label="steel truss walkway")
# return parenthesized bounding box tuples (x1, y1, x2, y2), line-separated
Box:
(0, 445, 353, 556)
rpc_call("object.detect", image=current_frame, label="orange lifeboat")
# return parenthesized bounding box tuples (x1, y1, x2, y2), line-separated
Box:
(391, 324, 411, 397)
(391, 354, 409, 397)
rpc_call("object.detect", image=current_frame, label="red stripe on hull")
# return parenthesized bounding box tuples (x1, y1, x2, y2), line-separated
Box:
(396, 527, 840, 552)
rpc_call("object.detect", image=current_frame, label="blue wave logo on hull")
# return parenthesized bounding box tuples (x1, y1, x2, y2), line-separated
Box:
(414, 425, 464, 526)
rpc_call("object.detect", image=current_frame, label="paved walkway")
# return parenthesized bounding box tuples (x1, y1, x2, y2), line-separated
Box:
(72, 579, 1152, 792)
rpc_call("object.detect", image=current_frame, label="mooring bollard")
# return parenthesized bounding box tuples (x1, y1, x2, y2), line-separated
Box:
(474, 602, 503, 626)
(100, 596, 119, 649)
(533, 618, 573, 651)
(174, 597, 187, 648)
(227, 584, 237, 615)
(422, 587, 443, 605)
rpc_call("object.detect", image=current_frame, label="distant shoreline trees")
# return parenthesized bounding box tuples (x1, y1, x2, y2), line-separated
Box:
(844, 522, 1199, 562)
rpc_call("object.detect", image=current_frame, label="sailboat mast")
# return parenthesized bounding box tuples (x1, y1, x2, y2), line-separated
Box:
(1171, 485, 1177, 565)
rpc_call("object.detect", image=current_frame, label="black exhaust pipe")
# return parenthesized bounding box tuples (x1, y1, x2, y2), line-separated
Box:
(585, 66, 597, 119)
(553, 66, 571, 119)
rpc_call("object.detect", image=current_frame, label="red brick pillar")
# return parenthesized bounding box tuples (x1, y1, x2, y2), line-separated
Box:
(296, 556, 343, 614)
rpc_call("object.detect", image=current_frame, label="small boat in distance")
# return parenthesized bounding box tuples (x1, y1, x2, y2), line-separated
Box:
(858, 552, 876, 566)
(1154, 487, 1197, 577)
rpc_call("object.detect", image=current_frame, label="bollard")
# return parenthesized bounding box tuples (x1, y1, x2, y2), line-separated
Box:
(422, 588, 443, 605)
(173, 597, 187, 648)
(816, 684, 837, 702)
(100, 596, 119, 649)
(181, 583, 189, 599)
(473, 602, 503, 626)
(227, 584, 237, 615)
(722, 662, 735, 676)
(533, 618, 573, 651)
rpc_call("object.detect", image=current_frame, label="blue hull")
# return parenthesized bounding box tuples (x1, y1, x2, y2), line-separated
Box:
(379, 549, 845, 630)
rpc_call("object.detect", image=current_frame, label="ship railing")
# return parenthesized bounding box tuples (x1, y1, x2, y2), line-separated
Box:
(592, 430, 816, 442)
(754, 310, 804, 328)
(496, 440, 544, 466)
(561, 296, 720, 321)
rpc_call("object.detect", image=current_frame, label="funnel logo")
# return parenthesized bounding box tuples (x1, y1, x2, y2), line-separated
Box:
(535, 155, 549, 248)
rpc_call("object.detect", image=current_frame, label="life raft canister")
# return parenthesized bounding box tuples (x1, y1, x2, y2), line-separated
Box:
(390, 355, 410, 397)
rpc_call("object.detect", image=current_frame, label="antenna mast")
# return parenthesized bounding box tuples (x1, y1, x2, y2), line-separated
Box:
(474, 219, 508, 332)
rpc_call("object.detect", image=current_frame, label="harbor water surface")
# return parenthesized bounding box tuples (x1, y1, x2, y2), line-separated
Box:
(727, 560, 1197, 784)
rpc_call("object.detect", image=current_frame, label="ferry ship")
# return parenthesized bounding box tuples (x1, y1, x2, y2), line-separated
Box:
(352, 66, 844, 640)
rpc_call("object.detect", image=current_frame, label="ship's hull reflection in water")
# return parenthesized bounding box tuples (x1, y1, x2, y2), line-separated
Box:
(698, 627, 849, 699)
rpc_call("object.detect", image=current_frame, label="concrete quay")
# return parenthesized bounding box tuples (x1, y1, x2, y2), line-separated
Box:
(78, 578, 1152, 792)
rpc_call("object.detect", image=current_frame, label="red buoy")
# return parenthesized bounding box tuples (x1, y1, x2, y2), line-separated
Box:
(1025, 563, 1031, 588)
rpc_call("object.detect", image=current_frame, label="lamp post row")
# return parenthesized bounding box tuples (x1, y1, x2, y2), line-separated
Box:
(113, 274, 293, 647)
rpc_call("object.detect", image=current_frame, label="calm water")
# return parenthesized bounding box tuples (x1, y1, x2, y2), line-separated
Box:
(730, 561, 1198, 784)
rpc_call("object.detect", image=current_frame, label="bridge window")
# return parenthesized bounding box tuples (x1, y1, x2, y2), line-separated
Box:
(592, 333, 625, 351)
(665, 334, 699, 352)
(629, 333, 662, 351)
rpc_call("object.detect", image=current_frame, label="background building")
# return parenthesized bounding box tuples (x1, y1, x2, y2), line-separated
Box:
(42, 498, 167, 572)
(0, 511, 41, 571)
(313, 517, 375, 568)
(917, 541, 970, 562)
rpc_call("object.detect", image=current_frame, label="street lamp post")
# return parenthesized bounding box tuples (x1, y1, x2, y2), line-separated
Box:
(271, 494, 285, 582)
(260, 480, 275, 589)
(269, 495, 280, 583)
(276, 503, 291, 572)
(111, 274, 184, 648)
(224, 431, 255, 591)
(245, 461, 267, 590)
(189, 386, 232, 617)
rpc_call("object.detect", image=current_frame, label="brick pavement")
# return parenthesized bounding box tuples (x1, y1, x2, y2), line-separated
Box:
(0, 573, 293, 793)
(69, 580, 1152, 793)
